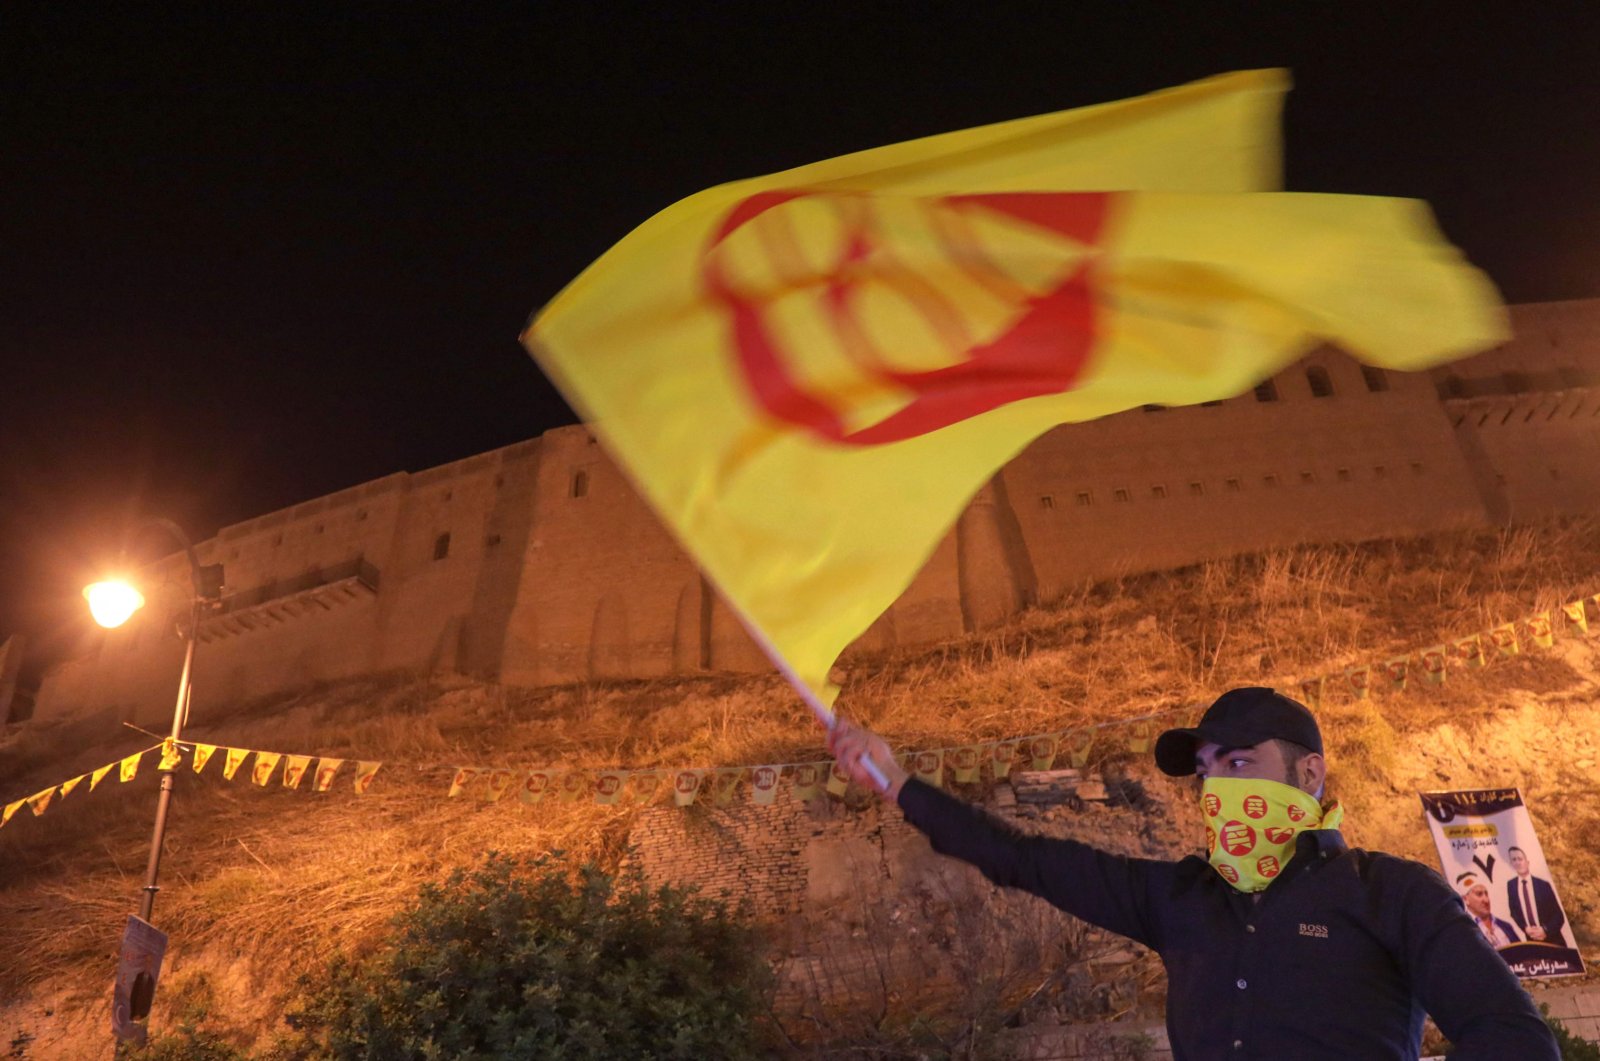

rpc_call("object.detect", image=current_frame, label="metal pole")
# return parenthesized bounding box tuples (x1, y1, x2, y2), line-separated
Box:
(136, 594, 198, 923)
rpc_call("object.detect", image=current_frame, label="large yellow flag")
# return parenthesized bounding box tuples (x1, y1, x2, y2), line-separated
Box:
(523, 70, 1505, 703)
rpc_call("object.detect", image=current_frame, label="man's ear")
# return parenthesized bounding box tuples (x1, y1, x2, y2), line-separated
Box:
(1299, 752, 1327, 797)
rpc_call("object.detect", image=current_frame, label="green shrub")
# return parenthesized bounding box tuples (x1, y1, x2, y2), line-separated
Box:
(282, 852, 772, 1060)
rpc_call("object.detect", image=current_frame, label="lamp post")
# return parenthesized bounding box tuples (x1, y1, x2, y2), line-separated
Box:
(84, 518, 223, 921)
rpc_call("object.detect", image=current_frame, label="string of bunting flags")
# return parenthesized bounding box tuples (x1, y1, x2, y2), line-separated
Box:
(1288, 593, 1599, 709)
(5, 593, 1596, 830)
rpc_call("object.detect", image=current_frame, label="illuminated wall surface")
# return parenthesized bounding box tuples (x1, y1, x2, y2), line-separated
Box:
(28, 298, 1600, 726)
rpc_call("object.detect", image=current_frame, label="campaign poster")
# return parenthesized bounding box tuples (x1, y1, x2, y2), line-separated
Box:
(1420, 788, 1584, 978)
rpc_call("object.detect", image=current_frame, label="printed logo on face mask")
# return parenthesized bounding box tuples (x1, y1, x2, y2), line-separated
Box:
(1256, 855, 1281, 879)
(1218, 865, 1240, 884)
(1221, 821, 1257, 856)
(1206, 826, 1217, 854)
(1264, 826, 1295, 844)
(1203, 793, 1222, 817)
(1243, 794, 1269, 819)
(1286, 804, 1307, 822)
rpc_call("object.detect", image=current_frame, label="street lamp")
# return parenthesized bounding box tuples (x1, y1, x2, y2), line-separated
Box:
(87, 518, 222, 1045)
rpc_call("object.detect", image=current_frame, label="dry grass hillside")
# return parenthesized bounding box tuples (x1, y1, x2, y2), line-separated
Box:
(3, 519, 1600, 1057)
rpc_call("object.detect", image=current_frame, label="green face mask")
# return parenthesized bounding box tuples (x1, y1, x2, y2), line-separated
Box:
(1201, 776, 1343, 892)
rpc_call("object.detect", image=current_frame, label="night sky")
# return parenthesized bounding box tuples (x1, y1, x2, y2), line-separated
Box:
(5, 5, 1600, 667)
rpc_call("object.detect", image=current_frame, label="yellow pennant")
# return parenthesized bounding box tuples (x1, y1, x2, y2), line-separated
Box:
(750, 765, 782, 805)
(1345, 664, 1373, 700)
(519, 769, 556, 804)
(352, 761, 382, 795)
(1027, 734, 1059, 771)
(59, 774, 86, 799)
(1298, 676, 1325, 708)
(192, 743, 218, 774)
(1067, 732, 1095, 769)
(282, 754, 313, 789)
(593, 770, 628, 805)
(158, 739, 183, 772)
(1453, 634, 1485, 668)
(629, 770, 663, 804)
(712, 768, 743, 806)
(990, 741, 1020, 779)
(1, 799, 23, 828)
(1561, 601, 1589, 635)
(223, 747, 250, 781)
(790, 763, 823, 802)
(1421, 644, 1449, 685)
(90, 763, 115, 791)
(558, 771, 589, 803)
(825, 761, 851, 798)
(447, 767, 482, 798)
(673, 768, 709, 806)
(949, 747, 982, 784)
(1489, 622, 1519, 659)
(1126, 720, 1156, 754)
(912, 750, 944, 788)
(480, 768, 515, 802)
(27, 788, 56, 817)
(313, 758, 343, 792)
(120, 751, 145, 783)
(1384, 656, 1409, 693)
(251, 752, 282, 786)
(1526, 612, 1554, 650)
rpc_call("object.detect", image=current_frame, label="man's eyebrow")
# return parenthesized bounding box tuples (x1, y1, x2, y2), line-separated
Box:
(1195, 745, 1249, 765)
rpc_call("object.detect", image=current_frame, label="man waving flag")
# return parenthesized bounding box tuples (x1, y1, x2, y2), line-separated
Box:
(522, 70, 1504, 713)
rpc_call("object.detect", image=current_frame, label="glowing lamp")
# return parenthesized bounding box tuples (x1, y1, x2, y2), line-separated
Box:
(84, 580, 146, 629)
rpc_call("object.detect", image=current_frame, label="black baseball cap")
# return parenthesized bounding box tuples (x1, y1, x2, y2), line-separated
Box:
(1154, 687, 1323, 777)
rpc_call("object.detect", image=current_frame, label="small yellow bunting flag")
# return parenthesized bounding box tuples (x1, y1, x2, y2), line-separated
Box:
(1, 799, 22, 828)
(950, 747, 982, 784)
(1384, 656, 1409, 693)
(712, 768, 743, 806)
(59, 774, 85, 799)
(791, 763, 822, 802)
(1067, 732, 1095, 769)
(192, 743, 218, 774)
(1126, 720, 1156, 754)
(1562, 601, 1589, 635)
(27, 788, 55, 816)
(1489, 623, 1519, 659)
(1298, 676, 1325, 709)
(1421, 645, 1449, 685)
(913, 750, 944, 788)
(1027, 735, 1058, 772)
(593, 770, 627, 805)
(448, 767, 482, 799)
(90, 763, 115, 791)
(991, 741, 1019, 779)
(520, 769, 555, 804)
(750, 765, 782, 805)
(825, 762, 850, 798)
(120, 751, 144, 783)
(352, 761, 382, 795)
(674, 769, 708, 806)
(223, 747, 249, 781)
(481, 768, 515, 802)
(558, 772, 588, 803)
(158, 739, 183, 772)
(1453, 634, 1485, 669)
(251, 752, 282, 787)
(313, 758, 343, 792)
(630, 771, 663, 804)
(1345, 664, 1373, 701)
(282, 754, 313, 789)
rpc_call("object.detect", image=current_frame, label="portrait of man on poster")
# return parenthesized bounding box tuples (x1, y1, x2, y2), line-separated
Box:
(1505, 846, 1568, 947)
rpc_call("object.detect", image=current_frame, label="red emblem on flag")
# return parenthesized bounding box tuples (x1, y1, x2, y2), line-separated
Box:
(754, 767, 777, 790)
(675, 771, 701, 794)
(1203, 793, 1222, 818)
(1243, 795, 1268, 819)
(1285, 804, 1307, 822)
(1221, 821, 1257, 857)
(1218, 865, 1240, 883)
(525, 772, 550, 795)
(1256, 855, 1281, 878)
(1265, 826, 1295, 844)
(915, 752, 940, 774)
(704, 189, 1110, 446)
(596, 774, 621, 797)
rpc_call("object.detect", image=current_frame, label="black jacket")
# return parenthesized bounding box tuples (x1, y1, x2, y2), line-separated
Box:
(899, 779, 1557, 1061)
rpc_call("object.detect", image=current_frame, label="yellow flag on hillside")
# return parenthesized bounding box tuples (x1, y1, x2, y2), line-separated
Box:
(223, 747, 249, 781)
(282, 754, 313, 789)
(159, 738, 183, 772)
(251, 752, 282, 787)
(313, 758, 343, 792)
(120, 751, 144, 783)
(192, 743, 218, 774)
(90, 763, 115, 791)
(1, 799, 22, 828)
(522, 70, 1505, 702)
(352, 761, 382, 795)
(59, 774, 85, 799)
(27, 787, 55, 816)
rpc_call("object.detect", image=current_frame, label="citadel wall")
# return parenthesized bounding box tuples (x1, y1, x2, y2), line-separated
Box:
(27, 298, 1600, 724)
